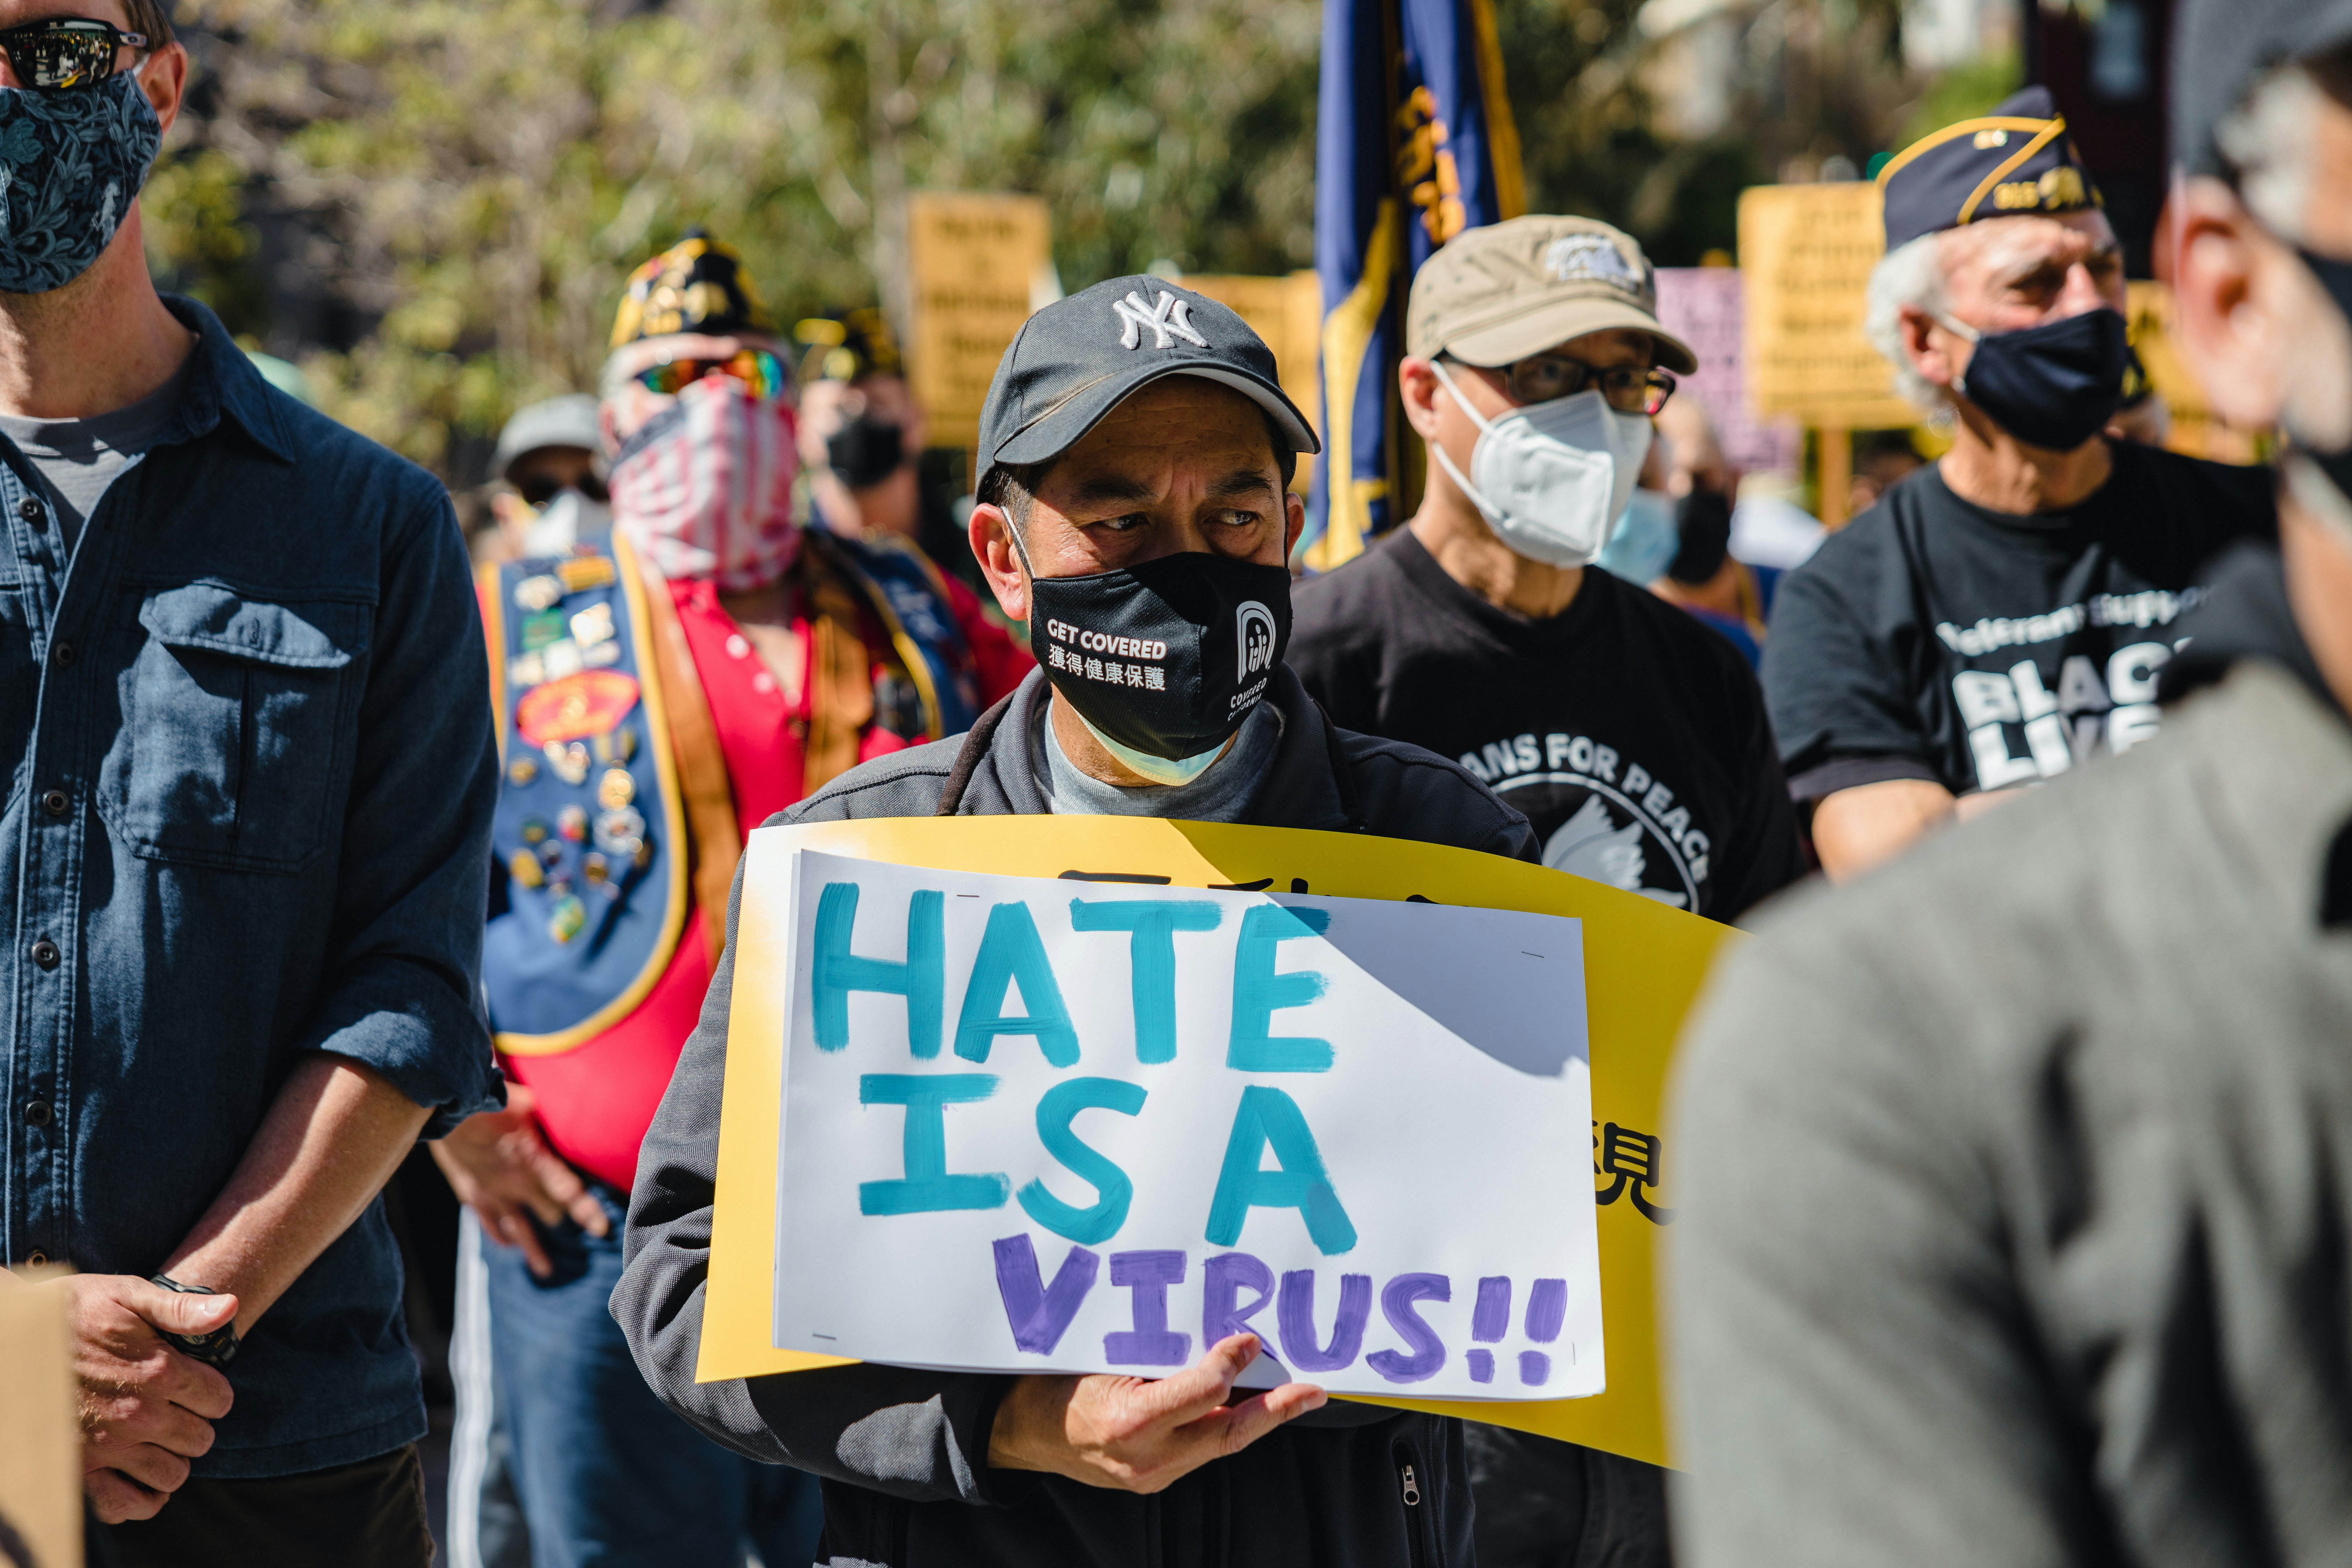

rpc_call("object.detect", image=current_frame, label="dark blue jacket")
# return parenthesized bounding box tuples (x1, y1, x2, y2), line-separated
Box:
(0, 298, 504, 1477)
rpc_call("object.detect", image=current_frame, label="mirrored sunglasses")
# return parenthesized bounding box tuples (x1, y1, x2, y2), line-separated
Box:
(633, 349, 788, 402)
(0, 18, 146, 91)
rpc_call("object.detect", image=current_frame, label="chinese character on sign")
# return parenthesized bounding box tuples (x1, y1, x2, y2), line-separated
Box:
(1592, 1121, 1673, 1224)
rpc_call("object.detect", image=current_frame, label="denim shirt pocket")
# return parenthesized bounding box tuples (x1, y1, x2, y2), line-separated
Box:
(99, 582, 368, 875)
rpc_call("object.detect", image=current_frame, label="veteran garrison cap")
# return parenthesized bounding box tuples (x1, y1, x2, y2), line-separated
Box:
(2173, 0, 2352, 179)
(795, 307, 903, 386)
(975, 276, 1318, 496)
(1407, 215, 1697, 374)
(609, 230, 775, 349)
(1878, 87, 2104, 252)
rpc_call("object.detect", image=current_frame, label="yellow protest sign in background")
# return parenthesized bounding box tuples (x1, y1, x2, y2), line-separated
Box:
(905, 192, 1052, 450)
(1737, 183, 1917, 430)
(1179, 271, 1324, 496)
(697, 816, 1734, 1470)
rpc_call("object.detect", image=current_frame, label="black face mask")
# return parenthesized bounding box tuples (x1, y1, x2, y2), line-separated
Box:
(826, 414, 905, 489)
(1667, 489, 1732, 585)
(2296, 248, 2352, 505)
(1027, 551, 1292, 762)
(1954, 306, 2130, 451)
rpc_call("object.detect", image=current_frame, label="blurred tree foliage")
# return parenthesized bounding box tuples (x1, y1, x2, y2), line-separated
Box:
(148, 0, 1320, 474)
(144, 0, 1939, 475)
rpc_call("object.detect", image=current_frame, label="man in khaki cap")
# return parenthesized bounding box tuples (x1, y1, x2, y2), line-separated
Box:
(1290, 217, 1808, 1561)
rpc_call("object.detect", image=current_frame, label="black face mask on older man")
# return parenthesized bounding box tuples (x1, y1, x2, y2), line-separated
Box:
(1941, 306, 2132, 451)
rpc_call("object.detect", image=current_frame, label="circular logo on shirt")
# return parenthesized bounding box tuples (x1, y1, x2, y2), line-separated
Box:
(1534, 786, 1696, 909)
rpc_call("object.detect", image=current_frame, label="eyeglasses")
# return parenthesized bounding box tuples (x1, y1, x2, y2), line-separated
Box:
(516, 472, 609, 507)
(632, 349, 788, 402)
(0, 18, 146, 91)
(1466, 354, 1677, 417)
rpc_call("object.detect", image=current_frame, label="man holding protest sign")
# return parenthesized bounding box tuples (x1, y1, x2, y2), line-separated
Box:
(1763, 89, 2276, 880)
(616, 277, 1536, 1566)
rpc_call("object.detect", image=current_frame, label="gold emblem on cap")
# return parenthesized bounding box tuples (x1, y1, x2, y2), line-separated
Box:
(597, 768, 637, 811)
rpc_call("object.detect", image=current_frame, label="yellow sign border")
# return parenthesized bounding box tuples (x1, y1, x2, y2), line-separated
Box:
(698, 816, 1732, 1469)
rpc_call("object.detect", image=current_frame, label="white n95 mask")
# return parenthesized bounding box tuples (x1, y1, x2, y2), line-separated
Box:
(1429, 360, 1654, 568)
(521, 488, 614, 557)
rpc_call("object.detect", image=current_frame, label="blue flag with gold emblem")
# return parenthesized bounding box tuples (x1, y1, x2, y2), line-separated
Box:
(1307, 0, 1525, 569)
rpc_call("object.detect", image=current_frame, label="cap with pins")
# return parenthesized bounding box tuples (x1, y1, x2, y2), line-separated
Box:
(1876, 87, 2105, 253)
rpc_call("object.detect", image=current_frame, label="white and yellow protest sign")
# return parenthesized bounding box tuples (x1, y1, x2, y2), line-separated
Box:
(766, 850, 1603, 1400)
(1737, 183, 1917, 429)
(698, 817, 1734, 1469)
(905, 192, 1052, 449)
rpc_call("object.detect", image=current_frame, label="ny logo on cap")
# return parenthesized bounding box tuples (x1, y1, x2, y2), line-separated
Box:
(1112, 289, 1209, 351)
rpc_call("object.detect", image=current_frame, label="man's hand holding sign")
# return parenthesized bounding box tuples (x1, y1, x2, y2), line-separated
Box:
(612, 275, 1727, 1568)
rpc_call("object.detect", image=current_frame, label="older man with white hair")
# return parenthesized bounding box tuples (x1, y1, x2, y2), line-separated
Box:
(1671, 15, 2352, 1560)
(1759, 88, 2274, 880)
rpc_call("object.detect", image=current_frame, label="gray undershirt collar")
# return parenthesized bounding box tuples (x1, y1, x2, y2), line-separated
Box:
(1036, 696, 1283, 822)
(0, 351, 197, 553)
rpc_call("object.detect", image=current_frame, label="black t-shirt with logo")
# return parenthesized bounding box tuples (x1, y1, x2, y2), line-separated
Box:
(1762, 441, 2276, 802)
(1290, 528, 1806, 923)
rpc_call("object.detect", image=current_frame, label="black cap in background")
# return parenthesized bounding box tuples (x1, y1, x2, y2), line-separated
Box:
(2174, 0, 2352, 178)
(976, 275, 1318, 498)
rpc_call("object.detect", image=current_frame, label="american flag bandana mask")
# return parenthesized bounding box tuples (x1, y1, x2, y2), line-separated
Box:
(609, 378, 801, 590)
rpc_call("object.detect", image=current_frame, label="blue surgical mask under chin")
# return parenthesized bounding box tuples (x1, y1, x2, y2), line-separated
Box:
(1595, 488, 1680, 585)
(1069, 702, 1228, 786)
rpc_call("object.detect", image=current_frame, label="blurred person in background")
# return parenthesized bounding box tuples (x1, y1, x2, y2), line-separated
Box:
(794, 306, 984, 594)
(1672, 13, 2352, 1562)
(483, 394, 609, 561)
(1762, 89, 2274, 882)
(0, 3, 506, 1562)
(1843, 429, 1926, 516)
(435, 232, 1028, 1568)
(1645, 395, 1773, 667)
(1290, 216, 1806, 1568)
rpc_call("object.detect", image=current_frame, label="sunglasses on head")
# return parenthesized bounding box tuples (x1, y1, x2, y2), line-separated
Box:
(0, 18, 146, 91)
(632, 348, 788, 402)
(1458, 353, 1677, 417)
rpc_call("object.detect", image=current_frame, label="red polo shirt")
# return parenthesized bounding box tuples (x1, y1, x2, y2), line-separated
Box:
(507, 574, 1028, 1191)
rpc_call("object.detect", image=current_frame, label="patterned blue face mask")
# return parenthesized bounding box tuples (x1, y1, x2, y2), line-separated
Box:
(0, 73, 161, 295)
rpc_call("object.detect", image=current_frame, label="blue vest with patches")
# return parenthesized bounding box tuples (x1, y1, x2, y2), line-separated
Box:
(479, 530, 986, 1057)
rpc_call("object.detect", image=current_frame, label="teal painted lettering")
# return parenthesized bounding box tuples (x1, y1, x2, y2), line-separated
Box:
(1226, 905, 1333, 1072)
(1204, 1085, 1358, 1255)
(1068, 899, 1223, 1063)
(1017, 1078, 1147, 1245)
(812, 883, 945, 1057)
(954, 903, 1081, 1066)
(857, 1073, 1010, 1214)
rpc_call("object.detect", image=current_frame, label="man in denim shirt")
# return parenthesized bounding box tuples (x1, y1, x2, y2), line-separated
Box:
(0, 6, 502, 1565)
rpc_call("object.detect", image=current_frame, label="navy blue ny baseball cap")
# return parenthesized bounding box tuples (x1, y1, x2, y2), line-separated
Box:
(976, 276, 1319, 496)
